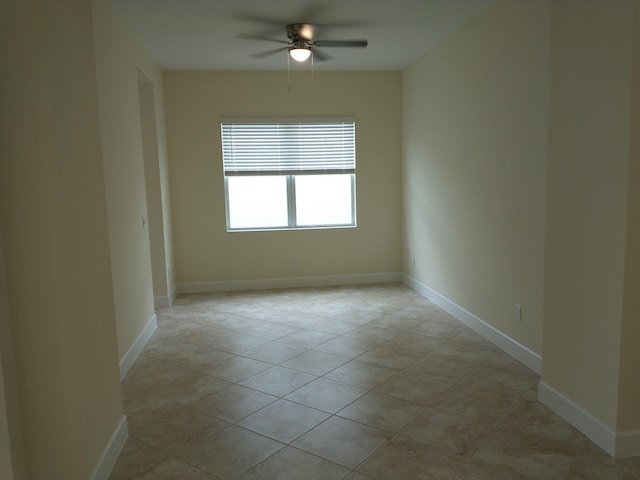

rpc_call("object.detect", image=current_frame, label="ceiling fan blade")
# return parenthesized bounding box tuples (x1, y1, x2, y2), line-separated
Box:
(312, 39, 368, 48)
(237, 33, 289, 45)
(249, 47, 289, 59)
(311, 48, 333, 62)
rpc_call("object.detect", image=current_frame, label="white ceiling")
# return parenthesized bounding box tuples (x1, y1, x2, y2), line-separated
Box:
(106, 0, 496, 71)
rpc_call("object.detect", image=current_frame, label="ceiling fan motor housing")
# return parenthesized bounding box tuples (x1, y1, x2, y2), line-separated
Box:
(286, 23, 314, 43)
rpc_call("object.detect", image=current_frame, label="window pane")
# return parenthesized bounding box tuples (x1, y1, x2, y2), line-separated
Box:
(295, 174, 353, 226)
(227, 176, 288, 229)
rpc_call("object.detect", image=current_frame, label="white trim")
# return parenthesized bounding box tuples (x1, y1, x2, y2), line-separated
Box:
(89, 415, 128, 480)
(177, 272, 402, 294)
(538, 382, 640, 458)
(538, 381, 615, 455)
(154, 286, 178, 309)
(154, 296, 170, 309)
(401, 274, 542, 374)
(119, 314, 157, 381)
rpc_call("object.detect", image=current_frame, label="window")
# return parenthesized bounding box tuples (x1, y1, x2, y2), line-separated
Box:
(221, 118, 356, 231)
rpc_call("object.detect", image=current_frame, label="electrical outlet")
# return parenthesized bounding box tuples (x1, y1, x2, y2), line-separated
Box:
(515, 304, 522, 321)
(412, 257, 416, 267)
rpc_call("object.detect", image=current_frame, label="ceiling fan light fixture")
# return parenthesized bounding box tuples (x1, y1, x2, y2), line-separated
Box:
(289, 47, 312, 62)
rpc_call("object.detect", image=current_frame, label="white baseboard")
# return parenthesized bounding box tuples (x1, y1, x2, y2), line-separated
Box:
(401, 274, 542, 374)
(154, 286, 177, 309)
(538, 382, 640, 457)
(177, 272, 403, 294)
(154, 296, 170, 309)
(119, 314, 157, 381)
(538, 381, 615, 455)
(89, 414, 128, 480)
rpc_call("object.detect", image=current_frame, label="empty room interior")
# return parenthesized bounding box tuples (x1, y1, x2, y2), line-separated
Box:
(1, 0, 639, 479)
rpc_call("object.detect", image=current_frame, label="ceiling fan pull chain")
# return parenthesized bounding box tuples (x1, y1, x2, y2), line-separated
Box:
(287, 51, 291, 91)
(311, 51, 315, 92)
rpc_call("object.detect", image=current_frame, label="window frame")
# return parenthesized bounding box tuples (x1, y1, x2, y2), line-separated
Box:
(221, 118, 357, 232)
(223, 173, 357, 232)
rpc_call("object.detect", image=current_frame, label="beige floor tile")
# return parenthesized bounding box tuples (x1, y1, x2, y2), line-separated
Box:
(108, 437, 217, 480)
(242, 340, 307, 364)
(429, 383, 518, 418)
(388, 304, 441, 322)
(204, 330, 271, 355)
(345, 473, 376, 480)
(238, 399, 330, 443)
(238, 446, 351, 480)
(122, 383, 176, 418)
(324, 359, 398, 389)
(423, 310, 461, 325)
(222, 318, 300, 340)
(122, 354, 191, 389)
(142, 340, 234, 372)
(132, 405, 231, 454)
(405, 320, 464, 339)
(191, 384, 277, 422)
(369, 314, 426, 331)
(270, 312, 328, 329)
(459, 365, 539, 401)
(450, 327, 499, 348)
(471, 428, 577, 477)
(357, 436, 466, 480)
(454, 460, 537, 480)
(278, 329, 338, 349)
(480, 349, 536, 375)
(313, 335, 377, 358)
(568, 455, 640, 480)
(307, 317, 362, 335)
(280, 350, 350, 376)
(285, 377, 366, 413)
(293, 416, 391, 468)
(430, 339, 496, 363)
(373, 371, 455, 405)
(338, 390, 425, 433)
(345, 325, 397, 343)
(126, 398, 182, 440)
(173, 425, 284, 478)
(404, 353, 476, 383)
(152, 372, 233, 406)
(502, 400, 595, 451)
(206, 355, 273, 383)
(396, 407, 500, 457)
(356, 345, 424, 369)
(381, 331, 444, 354)
(240, 366, 316, 397)
(112, 284, 635, 480)
(329, 309, 386, 325)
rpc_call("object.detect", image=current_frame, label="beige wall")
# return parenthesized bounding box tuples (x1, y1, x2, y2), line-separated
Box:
(139, 78, 176, 302)
(164, 71, 402, 284)
(0, 1, 122, 478)
(92, 0, 174, 358)
(544, 0, 637, 431)
(402, 0, 550, 355)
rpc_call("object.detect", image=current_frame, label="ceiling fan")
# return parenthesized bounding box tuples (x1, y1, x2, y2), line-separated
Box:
(239, 22, 368, 63)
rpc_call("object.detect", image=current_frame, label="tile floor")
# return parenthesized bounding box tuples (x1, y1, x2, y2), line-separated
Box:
(109, 283, 640, 479)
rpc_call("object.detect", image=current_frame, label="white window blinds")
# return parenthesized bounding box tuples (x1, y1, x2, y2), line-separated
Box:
(221, 118, 356, 176)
